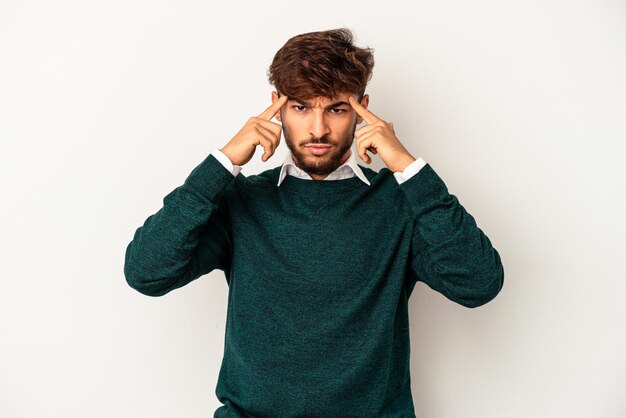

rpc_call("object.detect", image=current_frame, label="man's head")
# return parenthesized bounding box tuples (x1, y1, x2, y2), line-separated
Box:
(266, 28, 375, 178)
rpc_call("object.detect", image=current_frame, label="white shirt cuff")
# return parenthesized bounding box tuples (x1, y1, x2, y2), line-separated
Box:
(211, 147, 243, 177)
(393, 157, 426, 185)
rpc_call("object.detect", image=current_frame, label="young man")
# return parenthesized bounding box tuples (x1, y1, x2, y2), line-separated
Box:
(124, 28, 504, 417)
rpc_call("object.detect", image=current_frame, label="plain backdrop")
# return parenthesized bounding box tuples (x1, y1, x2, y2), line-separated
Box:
(1, 1, 625, 417)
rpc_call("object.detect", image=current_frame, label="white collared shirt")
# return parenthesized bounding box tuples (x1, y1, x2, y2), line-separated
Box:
(210, 147, 426, 186)
(276, 148, 372, 186)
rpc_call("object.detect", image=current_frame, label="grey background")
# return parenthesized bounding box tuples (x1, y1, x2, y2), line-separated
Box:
(1, 0, 625, 417)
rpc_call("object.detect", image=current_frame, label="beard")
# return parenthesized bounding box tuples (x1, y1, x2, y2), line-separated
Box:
(282, 122, 357, 177)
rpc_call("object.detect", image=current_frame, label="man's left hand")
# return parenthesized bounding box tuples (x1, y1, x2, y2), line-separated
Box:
(348, 95, 416, 173)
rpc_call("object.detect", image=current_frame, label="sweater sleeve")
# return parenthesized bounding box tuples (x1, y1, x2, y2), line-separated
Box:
(400, 164, 504, 308)
(124, 153, 236, 297)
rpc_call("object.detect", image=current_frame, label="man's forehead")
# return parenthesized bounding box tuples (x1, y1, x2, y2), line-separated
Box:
(288, 94, 353, 107)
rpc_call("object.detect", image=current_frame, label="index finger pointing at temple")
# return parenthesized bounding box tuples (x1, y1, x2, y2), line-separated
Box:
(348, 95, 380, 125)
(258, 94, 289, 121)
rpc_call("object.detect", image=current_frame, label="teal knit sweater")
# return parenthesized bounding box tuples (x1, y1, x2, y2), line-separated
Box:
(124, 153, 504, 417)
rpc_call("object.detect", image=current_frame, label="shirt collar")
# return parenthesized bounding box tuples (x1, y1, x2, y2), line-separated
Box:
(277, 148, 371, 187)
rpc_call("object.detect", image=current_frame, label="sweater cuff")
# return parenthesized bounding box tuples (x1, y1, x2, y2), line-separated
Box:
(397, 163, 450, 218)
(183, 152, 238, 203)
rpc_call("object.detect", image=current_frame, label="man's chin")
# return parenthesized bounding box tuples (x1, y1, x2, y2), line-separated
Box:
(302, 150, 337, 162)
(290, 144, 351, 176)
(299, 159, 343, 177)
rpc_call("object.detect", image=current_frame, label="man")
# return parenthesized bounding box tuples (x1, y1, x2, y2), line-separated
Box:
(124, 28, 504, 418)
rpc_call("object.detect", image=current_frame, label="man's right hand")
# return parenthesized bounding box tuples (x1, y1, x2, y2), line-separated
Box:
(220, 95, 288, 166)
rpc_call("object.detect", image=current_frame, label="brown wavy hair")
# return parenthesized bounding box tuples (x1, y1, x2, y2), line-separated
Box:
(267, 28, 375, 101)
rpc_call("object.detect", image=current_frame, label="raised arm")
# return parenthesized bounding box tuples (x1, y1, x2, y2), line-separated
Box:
(124, 95, 287, 296)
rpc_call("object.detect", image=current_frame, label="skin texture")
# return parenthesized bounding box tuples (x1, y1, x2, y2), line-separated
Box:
(220, 91, 417, 179)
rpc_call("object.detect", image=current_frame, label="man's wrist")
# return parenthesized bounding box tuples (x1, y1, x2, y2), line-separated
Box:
(391, 155, 417, 173)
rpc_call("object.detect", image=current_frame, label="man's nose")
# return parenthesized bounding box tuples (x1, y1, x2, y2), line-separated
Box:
(309, 112, 331, 139)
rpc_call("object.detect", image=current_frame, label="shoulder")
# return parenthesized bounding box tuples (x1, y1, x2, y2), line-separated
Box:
(230, 165, 281, 192)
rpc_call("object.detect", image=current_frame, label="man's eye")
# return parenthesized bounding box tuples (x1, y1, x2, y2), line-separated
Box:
(292, 106, 346, 113)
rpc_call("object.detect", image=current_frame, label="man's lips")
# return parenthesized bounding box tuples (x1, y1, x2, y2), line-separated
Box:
(305, 145, 332, 155)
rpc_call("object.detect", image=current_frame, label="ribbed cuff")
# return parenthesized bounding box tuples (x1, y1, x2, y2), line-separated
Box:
(183, 152, 238, 203)
(397, 163, 450, 218)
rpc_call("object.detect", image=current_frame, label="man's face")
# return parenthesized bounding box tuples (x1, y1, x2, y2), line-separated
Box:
(272, 91, 370, 179)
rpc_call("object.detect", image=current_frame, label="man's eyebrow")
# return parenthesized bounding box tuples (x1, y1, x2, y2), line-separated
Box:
(289, 98, 351, 108)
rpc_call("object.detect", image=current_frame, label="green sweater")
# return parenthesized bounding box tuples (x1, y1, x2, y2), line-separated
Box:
(124, 153, 504, 417)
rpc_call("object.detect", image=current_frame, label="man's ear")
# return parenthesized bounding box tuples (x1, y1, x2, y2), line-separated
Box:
(356, 94, 370, 125)
(272, 91, 282, 122)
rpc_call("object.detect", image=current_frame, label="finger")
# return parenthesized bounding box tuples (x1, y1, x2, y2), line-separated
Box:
(258, 94, 288, 121)
(257, 132, 278, 162)
(360, 149, 372, 164)
(254, 118, 284, 136)
(254, 123, 281, 143)
(355, 136, 374, 164)
(356, 130, 381, 160)
(348, 95, 381, 125)
(356, 128, 376, 143)
(254, 124, 281, 156)
(354, 123, 386, 139)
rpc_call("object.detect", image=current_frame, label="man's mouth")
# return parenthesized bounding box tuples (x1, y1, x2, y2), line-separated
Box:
(305, 145, 332, 156)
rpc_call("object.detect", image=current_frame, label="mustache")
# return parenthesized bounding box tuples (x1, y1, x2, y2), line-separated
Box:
(301, 135, 333, 146)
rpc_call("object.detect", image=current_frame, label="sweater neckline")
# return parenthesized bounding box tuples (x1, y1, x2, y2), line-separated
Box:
(277, 172, 364, 194)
